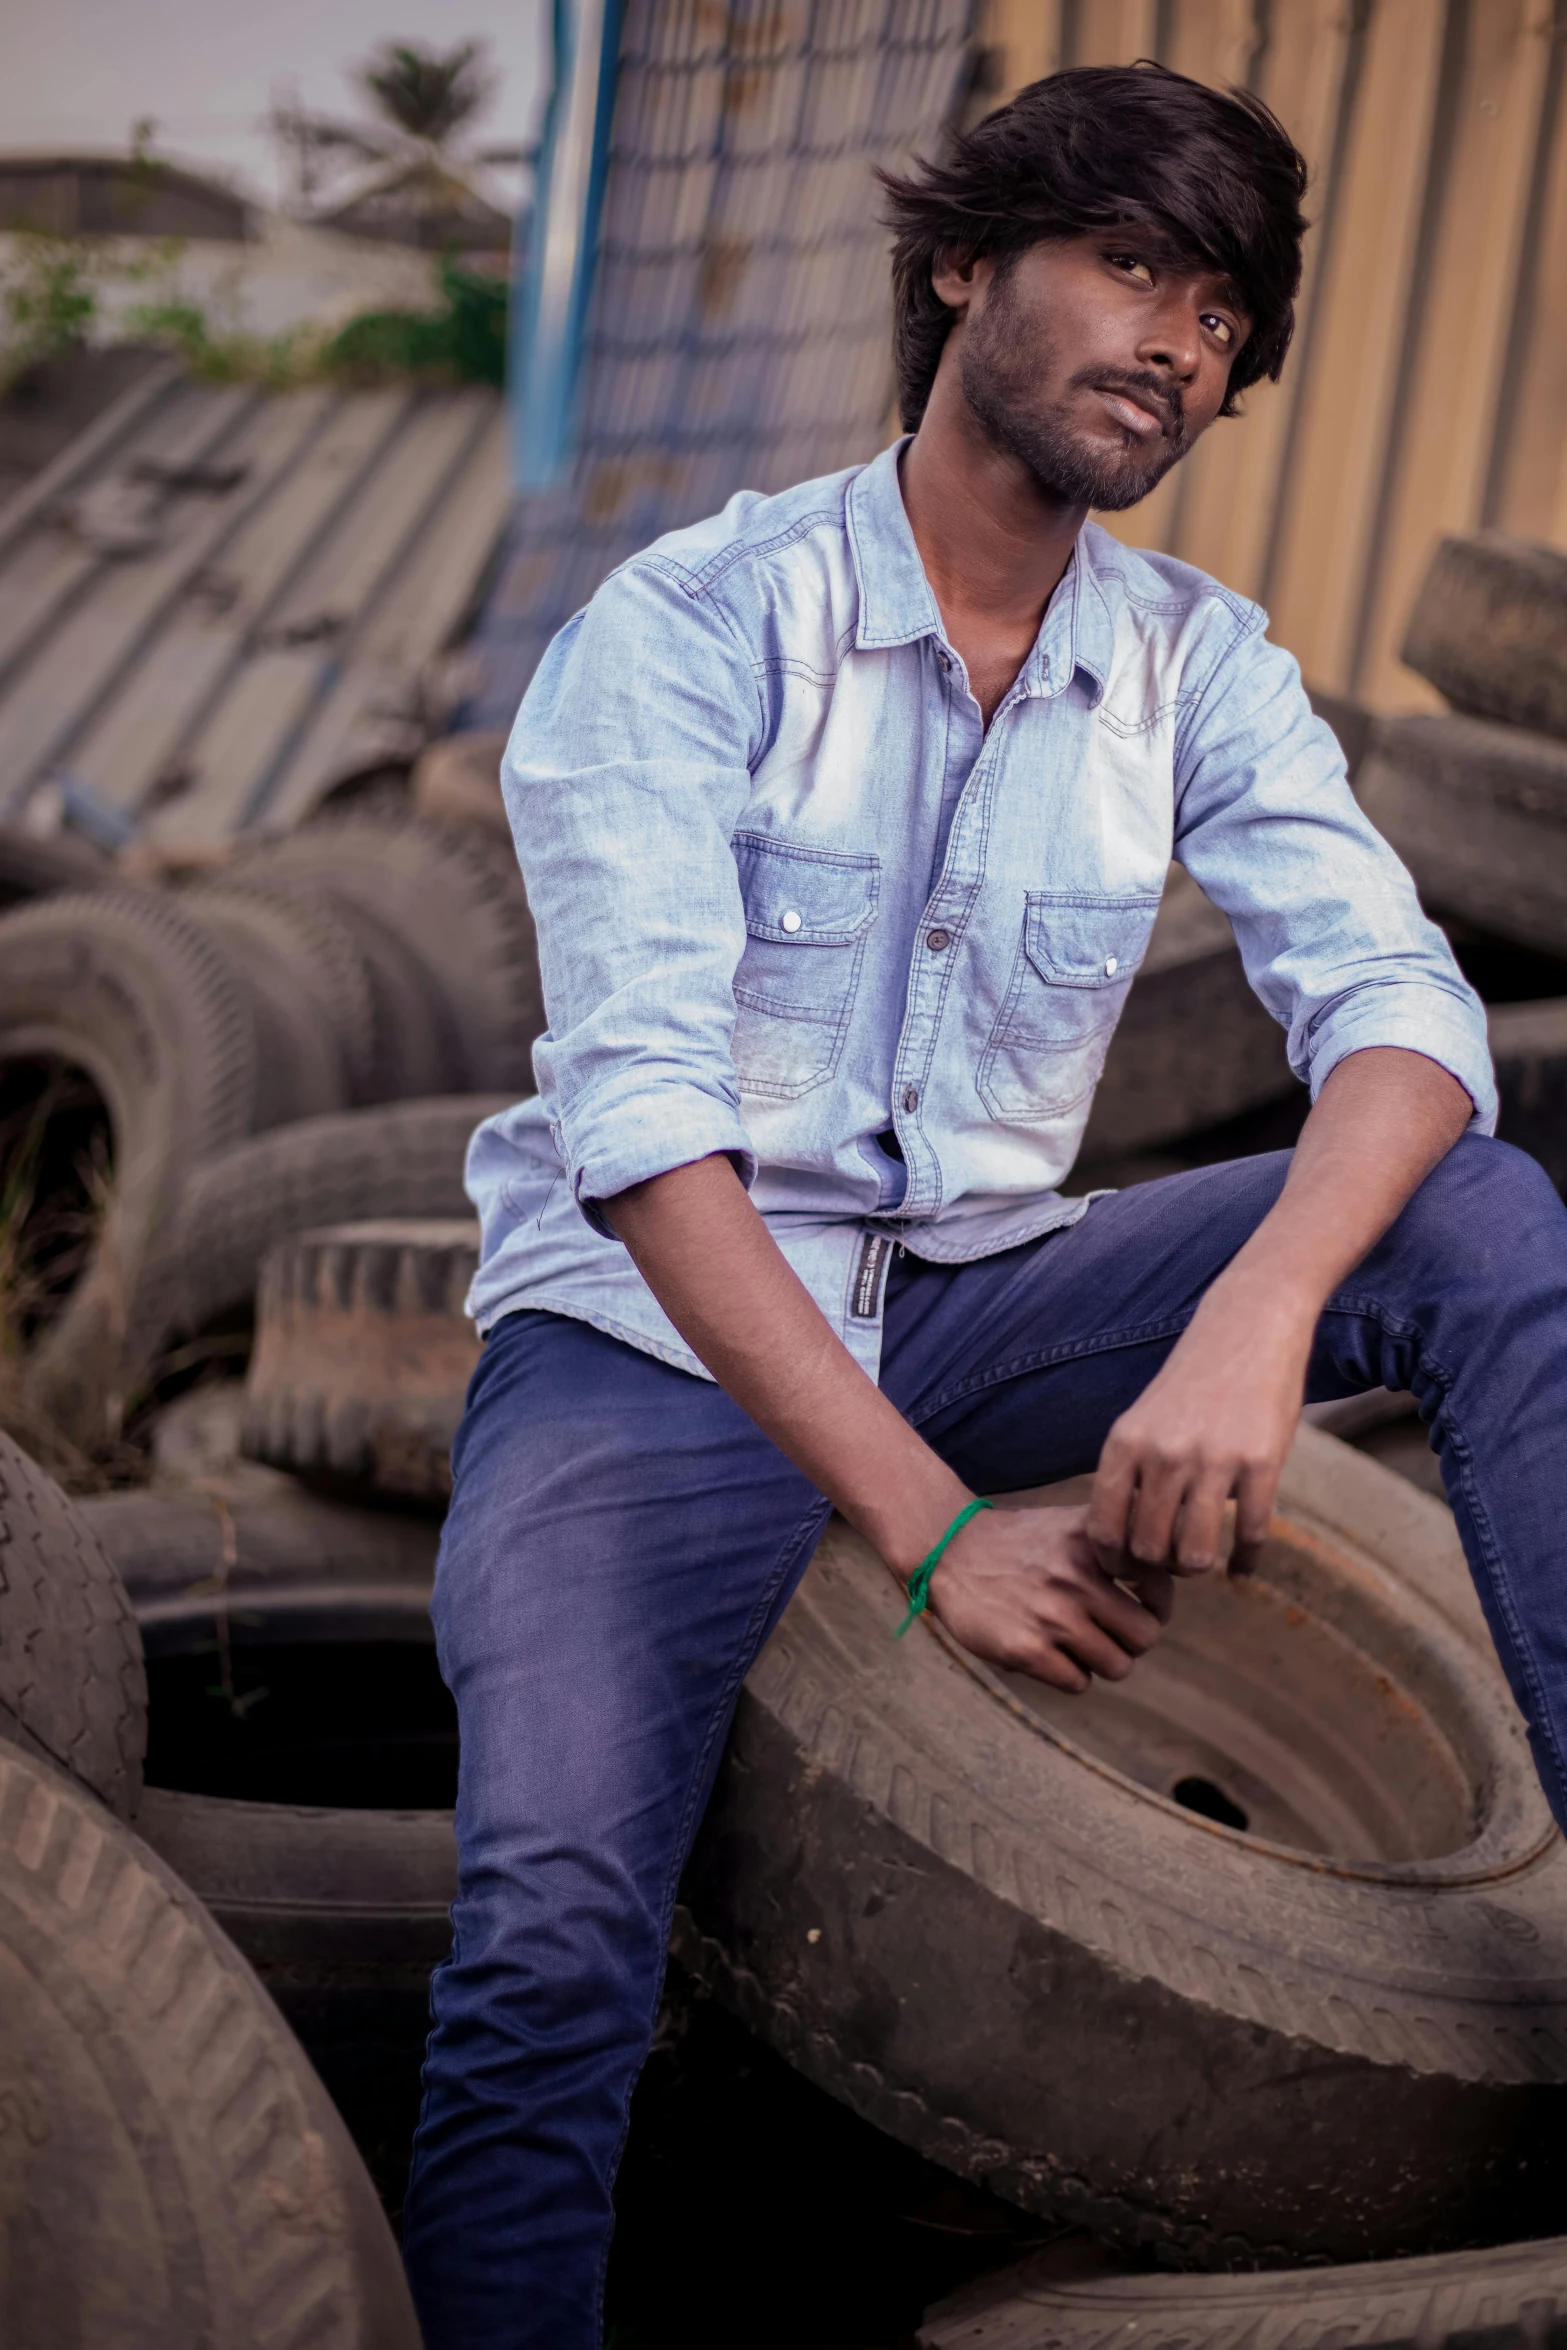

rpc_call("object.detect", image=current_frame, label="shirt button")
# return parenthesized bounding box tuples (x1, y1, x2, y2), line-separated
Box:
(936, 649, 951, 671)
(1104, 954, 1118, 976)
(903, 1085, 919, 1112)
(926, 927, 950, 952)
(781, 909, 802, 934)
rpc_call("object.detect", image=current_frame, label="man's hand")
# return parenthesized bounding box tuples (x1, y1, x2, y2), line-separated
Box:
(928, 1503, 1172, 1690)
(1086, 1046, 1473, 1582)
(1088, 1276, 1312, 1580)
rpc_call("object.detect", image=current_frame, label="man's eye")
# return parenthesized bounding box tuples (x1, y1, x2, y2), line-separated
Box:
(1202, 313, 1235, 346)
(1110, 253, 1155, 286)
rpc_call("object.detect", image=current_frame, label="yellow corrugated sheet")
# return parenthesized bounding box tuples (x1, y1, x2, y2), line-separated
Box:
(980, 0, 1567, 713)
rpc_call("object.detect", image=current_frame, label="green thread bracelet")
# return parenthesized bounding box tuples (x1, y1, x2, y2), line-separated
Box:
(895, 1497, 993, 1638)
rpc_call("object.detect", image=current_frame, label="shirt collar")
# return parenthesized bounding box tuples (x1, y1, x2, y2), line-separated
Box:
(845, 439, 1114, 706)
(845, 439, 942, 650)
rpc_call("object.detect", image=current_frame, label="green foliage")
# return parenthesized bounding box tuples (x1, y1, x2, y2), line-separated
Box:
(2, 235, 101, 375)
(119, 295, 313, 389)
(361, 41, 492, 148)
(1, 234, 505, 393)
(323, 256, 506, 387)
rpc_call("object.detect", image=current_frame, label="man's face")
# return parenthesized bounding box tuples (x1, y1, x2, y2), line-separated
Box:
(936, 231, 1249, 510)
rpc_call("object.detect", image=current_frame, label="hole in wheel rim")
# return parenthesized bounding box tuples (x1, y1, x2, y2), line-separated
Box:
(1171, 1775, 1249, 1832)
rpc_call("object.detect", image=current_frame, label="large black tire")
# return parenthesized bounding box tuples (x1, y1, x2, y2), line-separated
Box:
(0, 823, 112, 905)
(85, 1476, 450, 1999)
(0, 1429, 144, 1817)
(182, 874, 381, 1108)
(1401, 530, 1567, 739)
(411, 727, 511, 839)
(79, 1471, 442, 1645)
(1358, 712, 1567, 957)
(88, 1475, 452, 2210)
(137, 1784, 457, 2005)
(177, 880, 353, 1130)
(0, 1735, 422, 2349)
(224, 868, 451, 1106)
(1080, 868, 1292, 1159)
(674, 1427, 1567, 2267)
(0, 888, 258, 1438)
(917, 2233, 1567, 2347)
(242, 1221, 480, 1501)
(232, 811, 543, 1095)
(125, 1094, 506, 1388)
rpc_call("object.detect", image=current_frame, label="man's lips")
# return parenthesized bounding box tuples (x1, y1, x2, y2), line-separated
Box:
(1092, 385, 1170, 440)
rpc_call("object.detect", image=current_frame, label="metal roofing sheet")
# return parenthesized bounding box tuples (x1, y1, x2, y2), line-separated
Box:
(0, 375, 508, 848)
(467, 0, 974, 729)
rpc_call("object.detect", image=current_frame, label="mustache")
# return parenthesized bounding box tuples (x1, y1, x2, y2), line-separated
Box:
(1073, 368, 1186, 444)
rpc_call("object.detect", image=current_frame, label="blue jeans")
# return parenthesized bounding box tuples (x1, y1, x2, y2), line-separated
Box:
(402, 1135, 1567, 2348)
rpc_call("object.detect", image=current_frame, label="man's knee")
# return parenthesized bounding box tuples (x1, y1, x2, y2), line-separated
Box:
(1401, 1131, 1564, 1266)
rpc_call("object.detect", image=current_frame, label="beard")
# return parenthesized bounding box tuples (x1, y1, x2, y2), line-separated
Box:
(958, 264, 1191, 512)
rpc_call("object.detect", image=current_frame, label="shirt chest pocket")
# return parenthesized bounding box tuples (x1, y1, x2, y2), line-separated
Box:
(978, 891, 1160, 1123)
(730, 832, 879, 1100)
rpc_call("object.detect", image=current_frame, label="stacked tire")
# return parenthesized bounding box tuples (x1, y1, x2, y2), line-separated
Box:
(0, 806, 540, 1446)
(0, 1423, 421, 2345)
(1359, 533, 1567, 1186)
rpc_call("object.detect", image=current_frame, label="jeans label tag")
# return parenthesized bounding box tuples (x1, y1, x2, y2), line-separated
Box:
(852, 1231, 889, 1319)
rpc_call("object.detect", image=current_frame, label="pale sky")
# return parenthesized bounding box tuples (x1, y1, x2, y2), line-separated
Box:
(3, 0, 551, 207)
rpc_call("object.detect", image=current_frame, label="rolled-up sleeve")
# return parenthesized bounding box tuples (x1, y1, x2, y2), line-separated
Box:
(501, 555, 764, 1231)
(1172, 613, 1497, 1132)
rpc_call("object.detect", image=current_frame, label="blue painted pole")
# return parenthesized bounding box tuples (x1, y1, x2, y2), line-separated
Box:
(508, 0, 623, 493)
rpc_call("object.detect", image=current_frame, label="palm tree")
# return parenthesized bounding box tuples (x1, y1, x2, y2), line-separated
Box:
(270, 40, 530, 248)
(360, 43, 493, 151)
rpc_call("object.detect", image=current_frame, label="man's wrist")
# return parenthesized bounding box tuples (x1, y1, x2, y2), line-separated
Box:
(1204, 1240, 1333, 1337)
(864, 1470, 976, 1581)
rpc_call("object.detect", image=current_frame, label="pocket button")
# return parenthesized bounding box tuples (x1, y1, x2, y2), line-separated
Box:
(1104, 954, 1118, 976)
(781, 909, 802, 934)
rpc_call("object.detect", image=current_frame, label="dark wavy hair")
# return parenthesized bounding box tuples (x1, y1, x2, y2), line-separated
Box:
(878, 62, 1308, 431)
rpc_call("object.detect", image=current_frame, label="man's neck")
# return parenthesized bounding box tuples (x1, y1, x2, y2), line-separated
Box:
(899, 372, 1086, 728)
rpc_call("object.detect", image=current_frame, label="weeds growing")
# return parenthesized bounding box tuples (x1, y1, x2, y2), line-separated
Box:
(1, 228, 507, 392)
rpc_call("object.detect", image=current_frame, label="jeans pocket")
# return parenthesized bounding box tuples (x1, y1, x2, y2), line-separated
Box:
(731, 831, 879, 1100)
(978, 891, 1160, 1122)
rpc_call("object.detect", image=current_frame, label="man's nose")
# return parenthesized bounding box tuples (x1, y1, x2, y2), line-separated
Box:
(1136, 301, 1202, 382)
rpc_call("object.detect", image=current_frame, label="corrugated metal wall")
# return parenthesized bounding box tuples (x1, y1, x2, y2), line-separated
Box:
(470, 0, 975, 726)
(981, 0, 1567, 713)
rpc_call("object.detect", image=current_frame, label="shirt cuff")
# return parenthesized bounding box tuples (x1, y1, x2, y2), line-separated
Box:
(1301, 984, 1498, 1135)
(560, 1084, 759, 1239)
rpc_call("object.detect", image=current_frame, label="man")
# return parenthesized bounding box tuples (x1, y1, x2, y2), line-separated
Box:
(403, 62, 1567, 2348)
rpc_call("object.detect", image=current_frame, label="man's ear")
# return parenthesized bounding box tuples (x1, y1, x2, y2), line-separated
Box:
(930, 250, 995, 317)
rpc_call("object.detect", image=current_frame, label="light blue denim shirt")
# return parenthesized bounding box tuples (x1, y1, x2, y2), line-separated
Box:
(467, 440, 1495, 1382)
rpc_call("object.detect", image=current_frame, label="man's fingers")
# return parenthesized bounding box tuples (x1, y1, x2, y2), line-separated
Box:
(1047, 1611, 1140, 1683)
(1117, 1563, 1174, 1626)
(1172, 1479, 1233, 1575)
(1230, 1462, 1278, 1579)
(1086, 1436, 1136, 1565)
(1013, 1642, 1091, 1694)
(1079, 1570, 1168, 1655)
(1125, 1457, 1187, 1568)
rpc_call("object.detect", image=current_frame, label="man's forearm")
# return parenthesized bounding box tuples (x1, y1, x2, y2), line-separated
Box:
(1206, 1045, 1472, 1321)
(602, 1158, 970, 1572)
